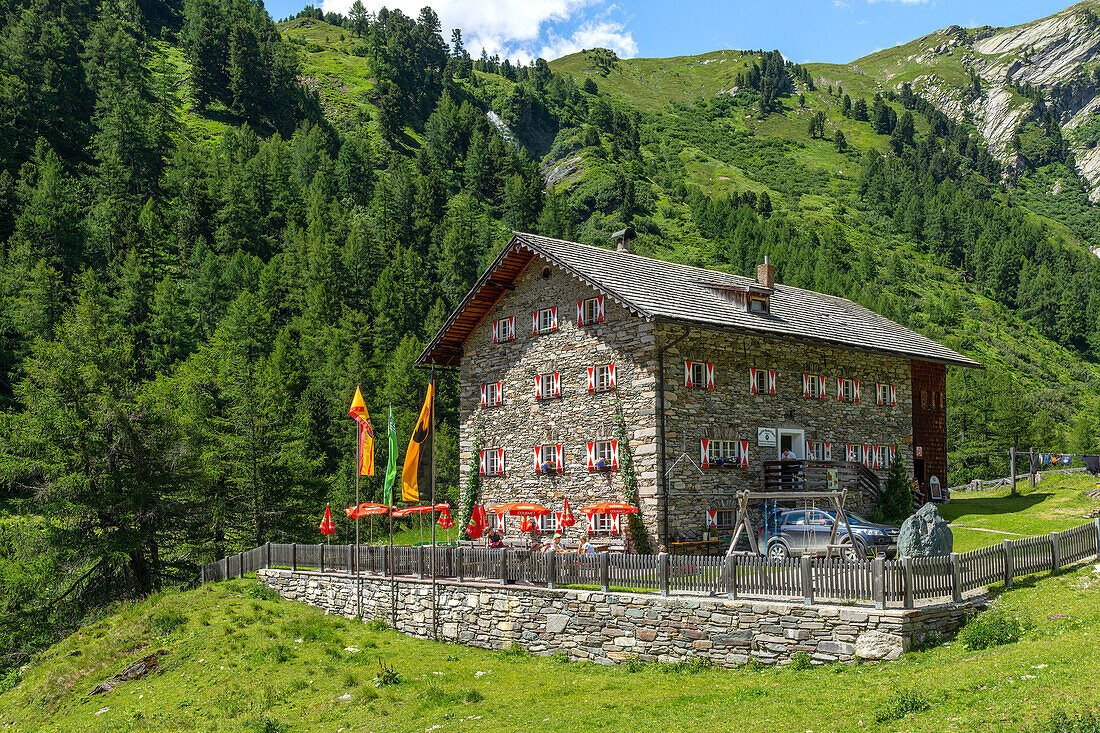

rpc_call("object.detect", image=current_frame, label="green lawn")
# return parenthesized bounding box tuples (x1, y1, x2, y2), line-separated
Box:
(942, 473, 1099, 553)
(4, 558, 1100, 732)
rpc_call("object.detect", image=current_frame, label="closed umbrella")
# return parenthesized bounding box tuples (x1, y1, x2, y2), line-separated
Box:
(560, 497, 576, 528)
(319, 505, 335, 541)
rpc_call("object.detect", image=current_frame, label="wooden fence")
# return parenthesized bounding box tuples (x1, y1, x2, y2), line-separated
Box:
(200, 519, 1100, 609)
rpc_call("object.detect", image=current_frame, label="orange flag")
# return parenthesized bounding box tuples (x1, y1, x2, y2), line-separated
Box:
(349, 386, 374, 476)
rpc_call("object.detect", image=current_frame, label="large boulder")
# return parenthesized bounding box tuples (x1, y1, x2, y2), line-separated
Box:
(855, 630, 907, 661)
(897, 503, 953, 557)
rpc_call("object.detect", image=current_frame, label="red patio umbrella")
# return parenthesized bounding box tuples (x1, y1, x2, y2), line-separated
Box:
(520, 516, 536, 532)
(391, 505, 434, 517)
(345, 502, 390, 519)
(488, 502, 551, 517)
(466, 504, 487, 540)
(578, 502, 639, 515)
(319, 505, 336, 536)
(560, 497, 576, 527)
(437, 512, 455, 529)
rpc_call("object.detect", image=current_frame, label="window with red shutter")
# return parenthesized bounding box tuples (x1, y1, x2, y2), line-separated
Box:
(705, 362, 714, 388)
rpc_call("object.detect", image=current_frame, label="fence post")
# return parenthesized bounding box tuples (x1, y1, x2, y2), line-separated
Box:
(1002, 540, 1013, 588)
(726, 554, 738, 600)
(873, 556, 885, 610)
(1050, 531, 1061, 574)
(238, 552, 244, 579)
(200, 565, 205, 585)
(291, 543, 297, 572)
(599, 552, 610, 593)
(223, 555, 229, 580)
(265, 542, 272, 570)
(500, 549, 509, 585)
(416, 546, 425, 579)
(547, 551, 557, 589)
(348, 544, 353, 575)
(382, 545, 389, 576)
(456, 547, 464, 582)
(800, 555, 814, 605)
(903, 556, 914, 609)
(319, 543, 325, 573)
(950, 553, 961, 603)
(659, 552, 669, 597)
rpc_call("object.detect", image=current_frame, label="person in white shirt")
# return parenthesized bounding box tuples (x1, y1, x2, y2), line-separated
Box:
(781, 448, 798, 461)
(577, 538, 596, 556)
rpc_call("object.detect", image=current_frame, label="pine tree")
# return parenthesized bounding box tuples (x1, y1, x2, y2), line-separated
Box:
(877, 444, 912, 523)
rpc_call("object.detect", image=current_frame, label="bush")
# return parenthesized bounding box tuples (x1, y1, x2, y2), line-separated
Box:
(0, 668, 21, 695)
(245, 716, 288, 733)
(245, 583, 279, 602)
(875, 690, 931, 721)
(146, 607, 188, 636)
(788, 651, 812, 670)
(1030, 710, 1100, 732)
(366, 617, 387, 632)
(958, 608, 1026, 651)
(463, 688, 484, 704)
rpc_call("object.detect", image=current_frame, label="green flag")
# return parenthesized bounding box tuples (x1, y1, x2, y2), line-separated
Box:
(383, 405, 398, 505)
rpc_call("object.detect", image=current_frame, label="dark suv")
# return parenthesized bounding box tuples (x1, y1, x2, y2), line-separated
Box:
(758, 509, 899, 560)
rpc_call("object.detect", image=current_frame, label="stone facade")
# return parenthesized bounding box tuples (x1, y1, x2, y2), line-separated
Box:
(658, 322, 913, 539)
(459, 256, 924, 549)
(259, 569, 981, 667)
(459, 259, 657, 544)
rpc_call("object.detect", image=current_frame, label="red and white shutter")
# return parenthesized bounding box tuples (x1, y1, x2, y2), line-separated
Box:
(535, 375, 544, 400)
(806, 440, 813, 459)
(552, 372, 561, 397)
(497, 512, 506, 531)
(888, 445, 896, 464)
(705, 510, 718, 529)
(750, 368, 759, 394)
(684, 360, 694, 388)
(532, 310, 538, 335)
(845, 444, 856, 462)
(876, 383, 884, 405)
(596, 296, 605, 322)
(495, 381, 503, 406)
(480, 384, 487, 406)
(586, 366, 595, 393)
(700, 438, 710, 468)
(550, 307, 558, 331)
(610, 513, 621, 535)
(802, 373, 810, 398)
(890, 384, 897, 406)
(586, 513, 596, 534)
(533, 445, 543, 473)
(585, 442, 596, 471)
(871, 446, 882, 469)
(767, 370, 777, 395)
(854, 379, 861, 403)
(705, 363, 715, 389)
(608, 363, 616, 389)
(497, 448, 505, 475)
(492, 320, 499, 344)
(609, 440, 620, 470)
(824, 442, 832, 460)
(739, 440, 749, 468)
(577, 300, 584, 326)
(818, 375, 827, 399)
(479, 450, 487, 475)
(555, 444, 564, 472)
(837, 377, 844, 401)
(861, 445, 871, 467)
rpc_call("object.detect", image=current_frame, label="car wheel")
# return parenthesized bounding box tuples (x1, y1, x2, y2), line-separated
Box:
(842, 540, 868, 561)
(767, 540, 790, 561)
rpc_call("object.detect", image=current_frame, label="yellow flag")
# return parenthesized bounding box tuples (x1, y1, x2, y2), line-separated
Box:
(349, 386, 374, 476)
(401, 379, 434, 502)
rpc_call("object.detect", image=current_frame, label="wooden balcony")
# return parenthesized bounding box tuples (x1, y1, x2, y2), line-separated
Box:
(762, 460, 881, 502)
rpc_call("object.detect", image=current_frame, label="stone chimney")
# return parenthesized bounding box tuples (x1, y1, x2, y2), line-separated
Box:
(756, 255, 775, 289)
(612, 227, 636, 253)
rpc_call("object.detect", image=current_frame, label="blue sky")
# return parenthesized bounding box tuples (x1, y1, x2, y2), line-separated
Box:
(266, 0, 1074, 63)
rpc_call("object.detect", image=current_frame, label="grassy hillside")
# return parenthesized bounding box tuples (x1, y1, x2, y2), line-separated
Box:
(3, 535, 1100, 731)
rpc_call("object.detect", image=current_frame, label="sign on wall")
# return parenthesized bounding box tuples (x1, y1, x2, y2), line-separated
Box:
(915, 446, 924, 458)
(827, 468, 839, 492)
(757, 427, 777, 447)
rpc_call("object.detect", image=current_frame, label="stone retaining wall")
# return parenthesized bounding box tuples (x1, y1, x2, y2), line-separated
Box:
(258, 570, 982, 667)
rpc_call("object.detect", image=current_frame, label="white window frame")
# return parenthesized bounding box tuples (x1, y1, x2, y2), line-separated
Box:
(594, 439, 616, 466)
(535, 373, 561, 400)
(580, 297, 603, 325)
(484, 449, 503, 475)
(807, 440, 832, 461)
(492, 316, 515, 344)
(592, 513, 613, 532)
(536, 307, 556, 334)
(689, 361, 705, 388)
(536, 513, 556, 532)
(839, 378, 860, 403)
(595, 364, 614, 391)
(715, 509, 737, 529)
(750, 368, 776, 395)
(701, 438, 748, 468)
(481, 381, 503, 407)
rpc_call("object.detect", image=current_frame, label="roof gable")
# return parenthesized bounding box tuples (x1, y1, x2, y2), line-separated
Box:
(418, 232, 981, 369)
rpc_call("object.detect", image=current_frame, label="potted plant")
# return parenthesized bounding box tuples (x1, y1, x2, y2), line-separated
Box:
(541, 461, 555, 474)
(714, 457, 725, 468)
(595, 458, 610, 471)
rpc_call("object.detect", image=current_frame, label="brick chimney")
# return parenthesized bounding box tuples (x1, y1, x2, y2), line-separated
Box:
(612, 227, 636, 253)
(756, 255, 775, 289)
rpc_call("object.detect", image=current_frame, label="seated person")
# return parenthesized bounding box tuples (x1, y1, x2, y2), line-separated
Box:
(486, 529, 504, 548)
(577, 537, 596, 556)
(543, 533, 564, 553)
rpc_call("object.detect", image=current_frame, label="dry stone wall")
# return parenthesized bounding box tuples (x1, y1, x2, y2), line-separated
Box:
(658, 322, 914, 540)
(259, 570, 979, 667)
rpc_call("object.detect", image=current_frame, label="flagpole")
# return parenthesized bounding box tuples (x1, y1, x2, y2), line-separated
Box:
(389, 404, 396, 630)
(430, 364, 438, 642)
(355, 419, 362, 621)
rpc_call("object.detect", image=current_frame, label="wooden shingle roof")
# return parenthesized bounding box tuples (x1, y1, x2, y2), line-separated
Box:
(417, 232, 981, 369)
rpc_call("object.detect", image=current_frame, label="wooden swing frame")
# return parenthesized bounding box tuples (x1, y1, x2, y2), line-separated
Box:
(724, 489, 859, 560)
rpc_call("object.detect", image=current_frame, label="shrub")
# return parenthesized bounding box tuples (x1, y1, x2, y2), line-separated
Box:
(958, 608, 1025, 651)
(463, 688, 484, 704)
(1030, 711, 1100, 732)
(550, 653, 570, 665)
(875, 690, 931, 721)
(788, 651, 812, 670)
(282, 616, 342, 645)
(245, 583, 279, 602)
(623, 656, 646, 673)
(146, 607, 188, 636)
(245, 716, 288, 733)
(366, 618, 387, 632)
(0, 668, 21, 695)
(372, 658, 401, 687)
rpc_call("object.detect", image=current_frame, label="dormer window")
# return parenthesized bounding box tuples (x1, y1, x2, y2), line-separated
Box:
(700, 281, 772, 315)
(749, 295, 769, 314)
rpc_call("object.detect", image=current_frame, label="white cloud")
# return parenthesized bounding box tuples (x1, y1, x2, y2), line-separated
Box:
(866, 0, 932, 4)
(833, 0, 853, 10)
(321, 0, 637, 62)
